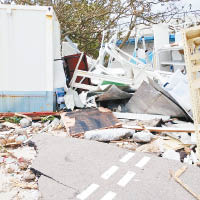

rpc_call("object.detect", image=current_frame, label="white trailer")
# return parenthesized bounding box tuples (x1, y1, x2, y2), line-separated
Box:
(0, 5, 65, 112)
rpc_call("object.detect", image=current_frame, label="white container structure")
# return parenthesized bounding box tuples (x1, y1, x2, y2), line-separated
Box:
(0, 5, 65, 112)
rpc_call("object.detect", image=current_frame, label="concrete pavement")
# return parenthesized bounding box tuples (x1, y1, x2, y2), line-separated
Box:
(31, 134, 200, 200)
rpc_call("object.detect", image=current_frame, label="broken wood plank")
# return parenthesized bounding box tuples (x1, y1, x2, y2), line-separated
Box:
(171, 166, 200, 200)
(15, 113, 32, 121)
(190, 53, 200, 61)
(193, 37, 200, 46)
(186, 28, 200, 39)
(122, 125, 196, 133)
(191, 78, 200, 89)
(183, 26, 200, 160)
(191, 64, 200, 72)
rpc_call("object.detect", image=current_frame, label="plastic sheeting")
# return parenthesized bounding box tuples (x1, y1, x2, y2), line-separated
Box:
(163, 69, 192, 113)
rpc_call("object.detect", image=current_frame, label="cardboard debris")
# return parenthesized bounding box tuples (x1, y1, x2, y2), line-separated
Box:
(136, 138, 162, 153)
(162, 136, 189, 151)
(136, 136, 188, 153)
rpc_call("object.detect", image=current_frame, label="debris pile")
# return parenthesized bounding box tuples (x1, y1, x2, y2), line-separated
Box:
(54, 25, 200, 166)
(1, 18, 200, 199)
(54, 37, 199, 166)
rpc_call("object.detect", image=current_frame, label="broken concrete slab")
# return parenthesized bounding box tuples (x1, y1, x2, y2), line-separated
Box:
(31, 134, 200, 200)
(31, 134, 132, 194)
(38, 175, 78, 200)
(84, 128, 134, 141)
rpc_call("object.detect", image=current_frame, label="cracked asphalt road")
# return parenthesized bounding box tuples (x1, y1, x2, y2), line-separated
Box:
(31, 134, 200, 200)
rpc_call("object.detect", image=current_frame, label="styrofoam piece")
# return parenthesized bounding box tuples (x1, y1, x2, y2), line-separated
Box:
(162, 150, 180, 161)
(191, 150, 198, 163)
(184, 155, 193, 164)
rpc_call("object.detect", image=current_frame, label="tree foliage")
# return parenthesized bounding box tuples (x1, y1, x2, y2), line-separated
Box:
(4, 0, 181, 57)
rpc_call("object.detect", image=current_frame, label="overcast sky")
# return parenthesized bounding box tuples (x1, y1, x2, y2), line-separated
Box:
(181, 0, 200, 10)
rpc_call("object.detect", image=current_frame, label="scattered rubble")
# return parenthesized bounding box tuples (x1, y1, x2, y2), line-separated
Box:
(132, 130, 154, 143)
(0, 114, 67, 200)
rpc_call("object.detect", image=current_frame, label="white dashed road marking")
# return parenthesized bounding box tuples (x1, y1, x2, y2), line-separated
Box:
(135, 156, 151, 168)
(117, 171, 136, 187)
(100, 191, 117, 200)
(78, 154, 151, 199)
(77, 184, 99, 200)
(120, 152, 135, 163)
(101, 166, 119, 180)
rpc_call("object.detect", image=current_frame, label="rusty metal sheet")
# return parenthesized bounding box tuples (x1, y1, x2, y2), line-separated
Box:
(65, 108, 120, 136)
(96, 85, 132, 101)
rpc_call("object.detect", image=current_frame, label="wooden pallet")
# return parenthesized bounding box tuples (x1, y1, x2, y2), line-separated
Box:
(183, 26, 200, 160)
